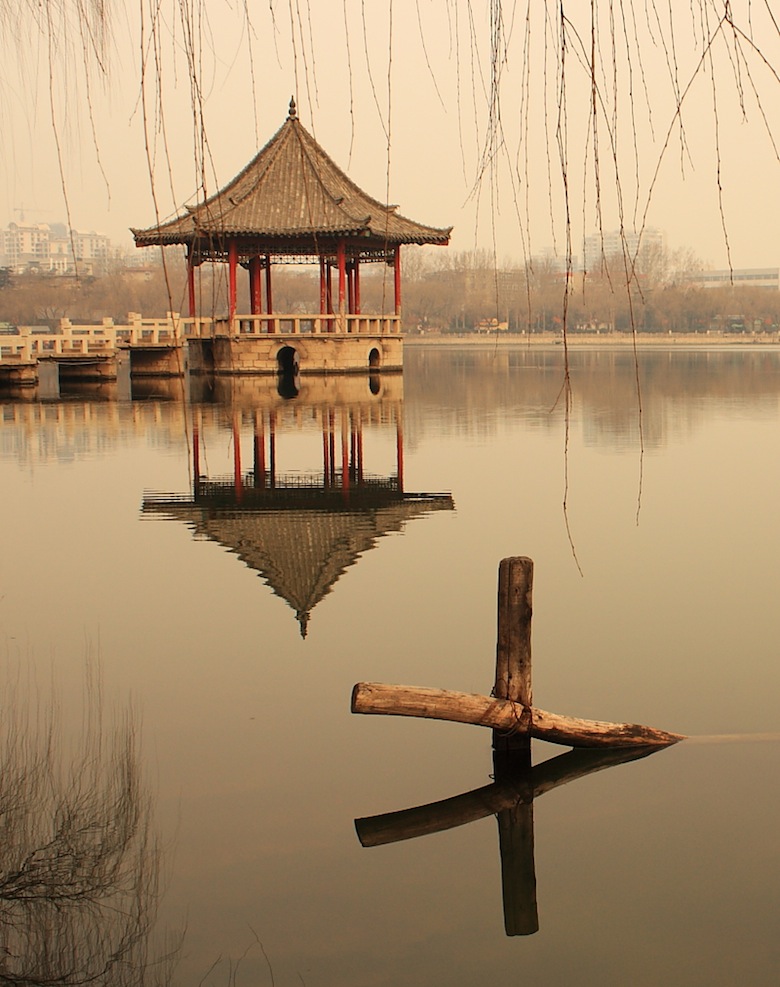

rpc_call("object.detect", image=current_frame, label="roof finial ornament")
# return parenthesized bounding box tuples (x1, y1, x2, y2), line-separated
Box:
(288, 96, 297, 120)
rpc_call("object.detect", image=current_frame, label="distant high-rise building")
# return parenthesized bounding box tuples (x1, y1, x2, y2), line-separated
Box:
(72, 229, 111, 267)
(583, 227, 664, 272)
(2, 222, 51, 271)
(0, 220, 111, 274)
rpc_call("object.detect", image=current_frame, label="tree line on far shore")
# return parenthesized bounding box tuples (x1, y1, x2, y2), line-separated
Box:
(2, 243, 780, 334)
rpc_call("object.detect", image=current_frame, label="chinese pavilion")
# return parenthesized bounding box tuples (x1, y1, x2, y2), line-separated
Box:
(132, 99, 451, 375)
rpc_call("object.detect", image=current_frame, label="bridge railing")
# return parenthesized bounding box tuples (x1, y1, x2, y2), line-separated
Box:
(0, 330, 115, 360)
(116, 312, 183, 345)
(0, 313, 185, 363)
(0, 336, 33, 362)
(182, 313, 401, 337)
(1, 310, 401, 364)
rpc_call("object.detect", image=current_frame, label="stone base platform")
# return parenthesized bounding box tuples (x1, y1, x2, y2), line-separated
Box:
(186, 334, 402, 375)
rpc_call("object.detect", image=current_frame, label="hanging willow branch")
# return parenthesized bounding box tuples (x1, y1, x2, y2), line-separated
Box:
(5, 1, 780, 546)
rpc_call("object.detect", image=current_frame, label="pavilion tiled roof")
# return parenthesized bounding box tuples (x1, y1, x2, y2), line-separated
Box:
(132, 99, 451, 251)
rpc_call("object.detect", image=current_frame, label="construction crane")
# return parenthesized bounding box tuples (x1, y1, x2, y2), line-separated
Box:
(13, 206, 54, 224)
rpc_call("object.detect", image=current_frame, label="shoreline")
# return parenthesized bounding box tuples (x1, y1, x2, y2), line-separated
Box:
(403, 331, 780, 348)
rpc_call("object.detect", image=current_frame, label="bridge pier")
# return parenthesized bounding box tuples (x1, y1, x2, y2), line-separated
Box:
(121, 345, 184, 377)
(38, 354, 119, 383)
(37, 361, 61, 399)
(0, 362, 37, 388)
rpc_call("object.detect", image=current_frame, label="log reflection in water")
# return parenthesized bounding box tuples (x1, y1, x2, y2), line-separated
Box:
(0, 667, 169, 986)
(356, 746, 664, 936)
(355, 746, 656, 847)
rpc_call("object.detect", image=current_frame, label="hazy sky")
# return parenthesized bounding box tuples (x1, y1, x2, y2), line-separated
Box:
(2, 1, 780, 270)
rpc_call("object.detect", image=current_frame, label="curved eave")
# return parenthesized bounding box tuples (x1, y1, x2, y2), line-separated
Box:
(132, 225, 453, 249)
(385, 228, 452, 246)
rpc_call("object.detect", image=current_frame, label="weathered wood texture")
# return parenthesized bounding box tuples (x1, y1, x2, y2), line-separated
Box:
(495, 556, 533, 704)
(351, 682, 685, 747)
(494, 557, 534, 752)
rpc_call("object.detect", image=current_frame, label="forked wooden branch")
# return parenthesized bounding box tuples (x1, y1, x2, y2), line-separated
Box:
(351, 682, 685, 748)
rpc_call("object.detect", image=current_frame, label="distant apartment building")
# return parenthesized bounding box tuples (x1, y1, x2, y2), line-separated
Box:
(0, 220, 111, 275)
(2, 222, 51, 270)
(72, 228, 111, 268)
(583, 227, 664, 272)
(688, 267, 780, 290)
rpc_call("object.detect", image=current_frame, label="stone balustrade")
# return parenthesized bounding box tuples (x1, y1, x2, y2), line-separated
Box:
(183, 313, 401, 337)
(0, 311, 401, 365)
(0, 313, 183, 364)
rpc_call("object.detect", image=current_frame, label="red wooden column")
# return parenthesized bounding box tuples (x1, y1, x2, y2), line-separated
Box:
(249, 257, 263, 317)
(354, 258, 361, 315)
(350, 417, 357, 480)
(328, 409, 336, 481)
(187, 249, 197, 318)
(322, 414, 331, 488)
(228, 239, 239, 325)
(357, 410, 364, 483)
(192, 418, 200, 486)
(341, 408, 350, 496)
(269, 411, 277, 488)
(393, 245, 402, 318)
(396, 412, 404, 493)
(337, 239, 347, 329)
(347, 262, 355, 315)
(326, 262, 333, 327)
(265, 255, 275, 333)
(319, 257, 327, 330)
(254, 411, 266, 489)
(232, 416, 243, 502)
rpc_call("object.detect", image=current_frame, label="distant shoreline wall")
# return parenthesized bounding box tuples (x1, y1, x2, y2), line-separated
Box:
(404, 332, 780, 348)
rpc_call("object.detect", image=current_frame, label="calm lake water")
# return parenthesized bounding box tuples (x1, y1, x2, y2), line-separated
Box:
(1, 343, 779, 985)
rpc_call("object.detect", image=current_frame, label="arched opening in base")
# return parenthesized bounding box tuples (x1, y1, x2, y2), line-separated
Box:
(368, 347, 381, 370)
(277, 346, 299, 374)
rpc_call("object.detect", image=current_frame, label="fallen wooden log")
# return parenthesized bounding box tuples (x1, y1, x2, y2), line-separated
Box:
(351, 682, 685, 748)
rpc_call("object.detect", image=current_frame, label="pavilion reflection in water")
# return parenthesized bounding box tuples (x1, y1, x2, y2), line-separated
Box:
(143, 376, 454, 637)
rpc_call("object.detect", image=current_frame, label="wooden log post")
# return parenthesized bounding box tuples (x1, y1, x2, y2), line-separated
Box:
(494, 556, 534, 753)
(493, 560, 537, 930)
